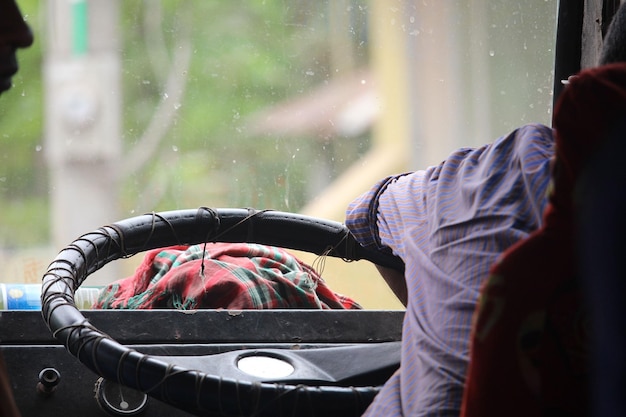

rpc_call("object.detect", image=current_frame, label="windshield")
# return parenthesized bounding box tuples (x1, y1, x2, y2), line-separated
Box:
(0, 0, 556, 308)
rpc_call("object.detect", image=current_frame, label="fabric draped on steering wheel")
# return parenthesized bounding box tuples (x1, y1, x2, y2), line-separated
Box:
(92, 242, 362, 310)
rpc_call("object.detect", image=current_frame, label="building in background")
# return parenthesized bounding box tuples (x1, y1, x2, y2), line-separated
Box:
(0, 0, 556, 307)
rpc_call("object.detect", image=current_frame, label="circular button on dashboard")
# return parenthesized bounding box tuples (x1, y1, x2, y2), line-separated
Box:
(94, 378, 148, 416)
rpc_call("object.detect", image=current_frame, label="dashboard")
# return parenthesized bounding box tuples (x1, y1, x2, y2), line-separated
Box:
(1, 309, 403, 417)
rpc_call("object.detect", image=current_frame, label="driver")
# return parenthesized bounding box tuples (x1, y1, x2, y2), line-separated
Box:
(345, 3, 626, 416)
(346, 122, 554, 417)
(0, 1, 34, 416)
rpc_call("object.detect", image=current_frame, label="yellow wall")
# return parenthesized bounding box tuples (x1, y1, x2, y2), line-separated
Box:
(299, 0, 411, 310)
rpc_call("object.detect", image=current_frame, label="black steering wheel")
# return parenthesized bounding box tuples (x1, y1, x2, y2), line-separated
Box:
(41, 208, 404, 417)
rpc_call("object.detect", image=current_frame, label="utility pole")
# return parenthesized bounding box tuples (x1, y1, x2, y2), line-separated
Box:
(44, 0, 121, 284)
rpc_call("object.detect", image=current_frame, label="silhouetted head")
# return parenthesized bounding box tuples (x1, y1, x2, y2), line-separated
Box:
(0, 0, 34, 94)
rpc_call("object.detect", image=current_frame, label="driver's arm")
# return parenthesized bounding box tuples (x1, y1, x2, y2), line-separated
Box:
(375, 264, 408, 306)
(345, 174, 410, 307)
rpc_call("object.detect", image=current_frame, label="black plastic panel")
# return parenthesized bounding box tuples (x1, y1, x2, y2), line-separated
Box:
(1, 310, 404, 417)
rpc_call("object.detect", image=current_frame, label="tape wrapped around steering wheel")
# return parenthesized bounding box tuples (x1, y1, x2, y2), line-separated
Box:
(41, 208, 404, 417)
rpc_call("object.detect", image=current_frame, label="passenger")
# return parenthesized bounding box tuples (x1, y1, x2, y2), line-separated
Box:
(0, 1, 34, 416)
(577, 101, 626, 417)
(579, 9, 626, 415)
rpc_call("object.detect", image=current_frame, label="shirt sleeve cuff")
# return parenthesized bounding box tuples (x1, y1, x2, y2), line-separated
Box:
(345, 173, 410, 251)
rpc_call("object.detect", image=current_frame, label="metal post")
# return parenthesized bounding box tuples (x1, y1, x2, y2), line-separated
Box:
(552, 0, 584, 111)
(44, 0, 122, 284)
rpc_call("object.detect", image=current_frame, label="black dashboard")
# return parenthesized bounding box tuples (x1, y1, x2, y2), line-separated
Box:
(1, 309, 403, 417)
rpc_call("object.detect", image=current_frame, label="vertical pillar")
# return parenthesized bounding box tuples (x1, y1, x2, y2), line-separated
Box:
(44, 0, 122, 284)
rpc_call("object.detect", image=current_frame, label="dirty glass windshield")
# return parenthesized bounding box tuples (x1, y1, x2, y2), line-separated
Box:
(0, 0, 556, 308)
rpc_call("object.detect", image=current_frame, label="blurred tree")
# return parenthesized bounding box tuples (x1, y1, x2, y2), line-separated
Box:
(0, 0, 46, 246)
(0, 0, 555, 252)
(118, 0, 369, 214)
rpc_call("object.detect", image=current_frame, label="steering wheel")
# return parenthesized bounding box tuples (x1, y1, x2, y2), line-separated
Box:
(41, 208, 405, 417)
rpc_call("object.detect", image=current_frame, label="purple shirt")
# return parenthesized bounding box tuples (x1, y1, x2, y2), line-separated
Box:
(345, 123, 555, 416)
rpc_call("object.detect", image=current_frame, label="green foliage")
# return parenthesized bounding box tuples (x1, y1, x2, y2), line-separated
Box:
(0, 0, 44, 199)
(0, 0, 46, 246)
(0, 0, 367, 246)
(119, 1, 348, 214)
(0, 196, 49, 247)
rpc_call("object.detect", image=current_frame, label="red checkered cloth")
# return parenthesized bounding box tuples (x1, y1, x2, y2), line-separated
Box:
(92, 242, 361, 310)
